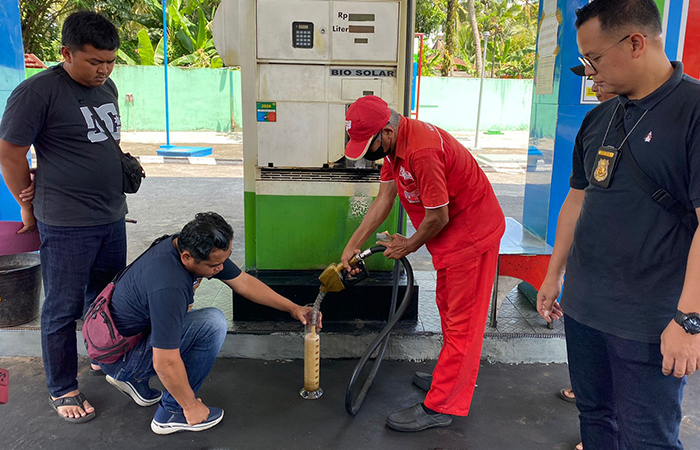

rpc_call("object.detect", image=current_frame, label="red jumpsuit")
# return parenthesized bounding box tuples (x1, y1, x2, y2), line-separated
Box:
(380, 117, 505, 416)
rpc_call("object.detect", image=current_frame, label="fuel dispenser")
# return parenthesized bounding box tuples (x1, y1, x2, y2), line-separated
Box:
(213, 0, 418, 320)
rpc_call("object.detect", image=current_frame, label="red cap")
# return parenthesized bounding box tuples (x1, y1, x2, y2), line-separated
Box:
(344, 96, 391, 160)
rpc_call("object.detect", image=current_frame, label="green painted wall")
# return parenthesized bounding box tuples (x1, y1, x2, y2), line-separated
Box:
(417, 77, 534, 131)
(254, 194, 401, 271)
(111, 66, 242, 132)
(26, 65, 242, 132)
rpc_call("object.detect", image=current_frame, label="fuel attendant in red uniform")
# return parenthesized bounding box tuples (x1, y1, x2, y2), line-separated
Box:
(340, 95, 505, 432)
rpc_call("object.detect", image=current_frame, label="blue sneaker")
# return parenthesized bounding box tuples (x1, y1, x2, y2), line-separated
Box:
(150, 403, 224, 435)
(105, 375, 162, 407)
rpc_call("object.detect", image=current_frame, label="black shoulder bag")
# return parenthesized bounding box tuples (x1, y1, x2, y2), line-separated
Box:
(55, 65, 146, 194)
(615, 108, 698, 233)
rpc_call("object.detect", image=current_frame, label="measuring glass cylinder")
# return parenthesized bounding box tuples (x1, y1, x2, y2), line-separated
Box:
(300, 322, 322, 399)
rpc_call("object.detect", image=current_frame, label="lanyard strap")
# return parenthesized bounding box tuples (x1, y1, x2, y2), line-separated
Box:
(611, 104, 697, 232)
(602, 101, 648, 150)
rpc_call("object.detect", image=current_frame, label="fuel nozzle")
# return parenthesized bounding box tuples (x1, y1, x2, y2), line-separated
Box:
(318, 234, 392, 293)
(318, 263, 347, 294)
(318, 253, 371, 294)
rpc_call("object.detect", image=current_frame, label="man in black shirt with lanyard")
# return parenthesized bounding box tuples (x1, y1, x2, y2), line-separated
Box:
(537, 0, 700, 448)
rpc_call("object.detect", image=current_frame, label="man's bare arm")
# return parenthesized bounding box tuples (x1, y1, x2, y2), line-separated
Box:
(0, 138, 35, 233)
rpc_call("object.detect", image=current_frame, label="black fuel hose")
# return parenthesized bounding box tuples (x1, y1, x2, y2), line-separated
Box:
(345, 245, 414, 416)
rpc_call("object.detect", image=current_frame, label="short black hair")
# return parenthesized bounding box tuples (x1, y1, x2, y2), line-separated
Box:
(62, 11, 120, 52)
(178, 212, 234, 262)
(575, 0, 662, 35)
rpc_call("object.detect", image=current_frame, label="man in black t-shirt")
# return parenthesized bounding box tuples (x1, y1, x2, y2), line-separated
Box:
(537, 1, 700, 449)
(0, 12, 126, 423)
(99, 212, 316, 435)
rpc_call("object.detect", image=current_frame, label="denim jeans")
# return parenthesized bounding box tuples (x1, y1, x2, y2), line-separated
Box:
(565, 314, 686, 450)
(37, 219, 126, 397)
(100, 307, 227, 413)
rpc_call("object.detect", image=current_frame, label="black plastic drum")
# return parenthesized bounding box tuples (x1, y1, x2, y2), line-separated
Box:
(0, 253, 41, 327)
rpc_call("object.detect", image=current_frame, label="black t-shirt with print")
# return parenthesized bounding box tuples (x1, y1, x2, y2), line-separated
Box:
(0, 64, 126, 226)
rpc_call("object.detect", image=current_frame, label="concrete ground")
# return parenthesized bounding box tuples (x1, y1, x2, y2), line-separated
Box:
(120, 131, 243, 160)
(2, 356, 698, 450)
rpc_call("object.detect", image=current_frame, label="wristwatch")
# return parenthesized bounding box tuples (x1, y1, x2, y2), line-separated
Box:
(674, 310, 700, 335)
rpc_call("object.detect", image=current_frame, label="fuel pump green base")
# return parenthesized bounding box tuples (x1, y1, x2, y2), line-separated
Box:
(234, 193, 418, 321)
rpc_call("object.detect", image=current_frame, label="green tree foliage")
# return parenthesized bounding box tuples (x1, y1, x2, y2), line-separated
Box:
(19, 0, 143, 59)
(471, 0, 537, 78)
(440, 0, 456, 76)
(416, 0, 538, 78)
(21, 0, 536, 75)
(415, 0, 446, 37)
(19, 0, 222, 68)
(117, 0, 223, 68)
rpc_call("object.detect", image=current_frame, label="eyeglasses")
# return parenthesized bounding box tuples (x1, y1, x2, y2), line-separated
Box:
(579, 34, 631, 72)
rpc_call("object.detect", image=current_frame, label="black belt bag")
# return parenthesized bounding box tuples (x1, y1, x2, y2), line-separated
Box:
(119, 150, 146, 194)
(56, 66, 146, 194)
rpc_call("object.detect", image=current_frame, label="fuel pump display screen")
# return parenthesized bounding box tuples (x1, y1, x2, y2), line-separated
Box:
(292, 22, 314, 48)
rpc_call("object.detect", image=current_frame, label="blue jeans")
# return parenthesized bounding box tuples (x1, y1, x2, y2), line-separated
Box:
(100, 308, 227, 413)
(565, 314, 686, 450)
(38, 219, 126, 397)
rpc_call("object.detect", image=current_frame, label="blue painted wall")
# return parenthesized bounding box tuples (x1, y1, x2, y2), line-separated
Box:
(0, 0, 26, 221)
